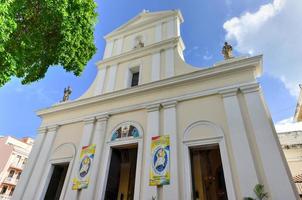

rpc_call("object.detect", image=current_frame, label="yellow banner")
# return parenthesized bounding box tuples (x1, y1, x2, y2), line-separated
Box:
(150, 135, 170, 186)
(72, 144, 96, 190)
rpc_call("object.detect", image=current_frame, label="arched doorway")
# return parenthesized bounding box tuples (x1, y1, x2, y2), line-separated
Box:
(100, 122, 143, 200)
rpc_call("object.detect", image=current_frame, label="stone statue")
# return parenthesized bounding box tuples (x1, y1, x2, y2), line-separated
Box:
(222, 42, 233, 60)
(62, 86, 72, 102)
(134, 36, 144, 49)
(121, 125, 130, 137)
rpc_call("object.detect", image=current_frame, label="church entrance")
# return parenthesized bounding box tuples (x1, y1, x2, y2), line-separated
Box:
(190, 145, 228, 200)
(105, 145, 138, 200)
(44, 163, 69, 200)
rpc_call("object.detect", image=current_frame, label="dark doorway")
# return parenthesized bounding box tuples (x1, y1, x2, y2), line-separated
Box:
(105, 145, 138, 200)
(190, 145, 228, 200)
(44, 163, 69, 200)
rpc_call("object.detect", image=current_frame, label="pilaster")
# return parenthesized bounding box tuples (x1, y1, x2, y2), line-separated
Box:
(12, 127, 47, 200)
(34, 125, 60, 199)
(114, 38, 123, 55)
(162, 101, 179, 200)
(167, 17, 175, 39)
(219, 88, 259, 198)
(155, 23, 162, 42)
(165, 48, 175, 78)
(141, 104, 160, 199)
(241, 84, 299, 199)
(23, 125, 58, 200)
(65, 117, 96, 199)
(151, 52, 161, 81)
(105, 64, 117, 93)
(104, 41, 113, 59)
(94, 67, 107, 96)
(83, 114, 109, 200)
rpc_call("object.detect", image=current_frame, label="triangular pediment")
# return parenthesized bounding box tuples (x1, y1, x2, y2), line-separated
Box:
(105, 10, 183, 39)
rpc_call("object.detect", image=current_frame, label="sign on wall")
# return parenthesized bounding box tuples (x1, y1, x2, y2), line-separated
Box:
(72, 144, 96, 190)
(150, 135, 170, 186)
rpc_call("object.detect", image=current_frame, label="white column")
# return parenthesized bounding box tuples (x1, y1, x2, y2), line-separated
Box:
(162, 101, 179, 200)
(95, 141, 111, 200)
(165, 48, 174, 78)
(175, 17, 181, 37)
(81, 115, 109, 200)
(105, 64, 117, 93)
(35, 126, 62, 199)
(151, 52, 160, 81)
(124, 67, 131, 89)
(23, 125, 58, 200)
(94, 67, 107, 96)
(115, 38, 123, 55)
(167, 18, 175, 38)
(241, 84, 299, 199)
(220, 88, 259, 198)
(12, 127, 47, 200)
(141, 104, 160, 200)
(155, 23, 162, 42)
(104, 41, 113, 59)
(65, 117, 96, 199)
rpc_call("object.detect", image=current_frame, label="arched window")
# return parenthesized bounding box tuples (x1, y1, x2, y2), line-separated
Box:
(111, 124, 140, 141)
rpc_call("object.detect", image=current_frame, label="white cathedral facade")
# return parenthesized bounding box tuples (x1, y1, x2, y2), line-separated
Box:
(13, 10, 298, 200)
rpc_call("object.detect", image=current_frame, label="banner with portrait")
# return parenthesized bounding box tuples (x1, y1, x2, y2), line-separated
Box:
(150, 135, 170, 186)
(72, 144, 96, 190)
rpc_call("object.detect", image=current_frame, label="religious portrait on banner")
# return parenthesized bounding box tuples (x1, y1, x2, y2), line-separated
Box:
(72, 144, 96, 190)
(150, 135, 170, 186)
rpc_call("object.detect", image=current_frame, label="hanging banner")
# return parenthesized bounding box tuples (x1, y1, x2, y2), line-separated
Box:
(72, 144, 96, 190)
(150, 135, 170, 186)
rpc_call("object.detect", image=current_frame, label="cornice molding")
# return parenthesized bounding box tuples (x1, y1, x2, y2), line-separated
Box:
(83, 117, 96, 125)
(47, 125, 59, 133)
(40, 82, 258, 128)
(37, 127, 47, 134)
(162, 100, 177, 109)
(97, 37, 180, 67)
(95, 114, 110, 122)
(240, 83, 260, 94)
(218, 88, 239, 98)
(37, 56, 262, 117)
(146, 103, 161, 112)
(104, 10, 183, 40)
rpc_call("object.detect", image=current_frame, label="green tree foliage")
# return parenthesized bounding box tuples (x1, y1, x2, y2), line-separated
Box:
(0, 0, 97, 86)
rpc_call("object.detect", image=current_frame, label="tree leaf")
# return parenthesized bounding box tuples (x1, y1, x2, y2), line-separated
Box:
(0, 0, 98, 86)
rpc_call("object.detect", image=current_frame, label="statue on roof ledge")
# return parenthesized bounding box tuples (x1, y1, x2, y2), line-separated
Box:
(62, 86, 72, 102)
(222, 42, 233, 60)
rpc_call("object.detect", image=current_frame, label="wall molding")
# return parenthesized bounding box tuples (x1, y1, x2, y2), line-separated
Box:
(37, 55, 262, 117)
(38, 82, 259, 129)
(97, 37, 180, 67)
(182, 121, 236, 199)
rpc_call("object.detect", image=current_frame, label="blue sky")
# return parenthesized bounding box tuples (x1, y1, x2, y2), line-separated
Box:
(0, 0, 299, 138)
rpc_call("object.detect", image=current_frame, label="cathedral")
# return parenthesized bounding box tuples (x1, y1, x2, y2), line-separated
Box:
(13, 10, 298, 200)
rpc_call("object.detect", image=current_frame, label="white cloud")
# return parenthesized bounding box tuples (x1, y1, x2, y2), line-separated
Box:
(276, 116, 293, 125)
(223, 0, 302, 97)
(203, 55, 213, 60)
(225, 0, 232, 16)
(6, 78, 60, 104)
(202, 50, 213, 61)
(275, 117, 302, 133)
